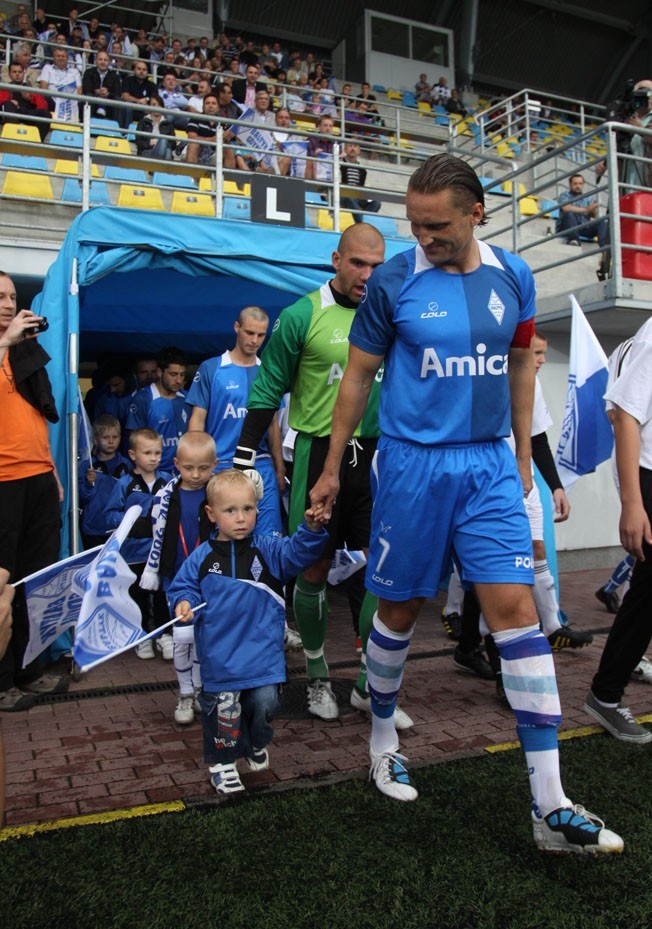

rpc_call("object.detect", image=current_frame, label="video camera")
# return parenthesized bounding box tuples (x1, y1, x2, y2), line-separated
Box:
(606, 80, 650, 154)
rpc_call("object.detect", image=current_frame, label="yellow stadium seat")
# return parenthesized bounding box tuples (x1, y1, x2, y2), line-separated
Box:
(174, 129, 188, 140)
(170, 191, 214, 216)
(386, 90, 402, 101)
(1, 123, 40, 143)
(223, 180, 251, 197)
(2, 170, 53, 200)
(316, 209, 333, 230)
(94, 135, 132, 155)
(117, 185, 164, 210)
(199, 176, 213, 191)
(339, 211, 356, 231)
(417, 101, 432, 114)
(502, 180, 527, 196)
(496, 141, 514, 159)
(50, 122, 81, 133)
(519, 196, 538, 216)
(54, 159, 101, 177)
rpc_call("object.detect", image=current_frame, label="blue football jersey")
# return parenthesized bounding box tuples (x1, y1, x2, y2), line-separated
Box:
(350, 240, 536, 445)
(186, 351, 271, 461)
(126, 383, 190, 470)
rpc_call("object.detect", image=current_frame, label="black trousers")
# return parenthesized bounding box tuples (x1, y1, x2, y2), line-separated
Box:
(0, 471, 61, 690)
(592, 467, 652, 704)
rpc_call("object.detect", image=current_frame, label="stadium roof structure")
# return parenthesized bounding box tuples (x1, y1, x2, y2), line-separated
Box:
(224, 0, 651, 104)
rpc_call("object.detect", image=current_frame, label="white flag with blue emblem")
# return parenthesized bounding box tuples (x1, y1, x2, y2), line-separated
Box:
(78, 385, 93, 465)
(73, 506, 176, 672)
(555, 295, 614, 490)
(20, 546, 102, 668)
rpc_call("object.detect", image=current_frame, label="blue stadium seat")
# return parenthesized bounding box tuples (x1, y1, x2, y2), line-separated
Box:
(402, 92, 417, 108)
(103, 166, 148, 183)
(542, 198, 559, 220)
(1, 153, 48, 171)
(223, 197, 250, 220)
(152, 172, 197, 189)
(305, 190, 326, 205)
(61, 178, 111, 205)
(373, 85, 386, 94)
(89, 117, 121, 137)
(49, 129, 83, 148)
(363, 215, 399, 237)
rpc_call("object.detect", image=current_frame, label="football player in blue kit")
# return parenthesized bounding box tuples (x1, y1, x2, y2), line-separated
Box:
(126, 347, 190, 472)
(310, 154, 623, 855)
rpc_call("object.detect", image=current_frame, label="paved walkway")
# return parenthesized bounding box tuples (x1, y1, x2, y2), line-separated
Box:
(3, 568, 647, 829)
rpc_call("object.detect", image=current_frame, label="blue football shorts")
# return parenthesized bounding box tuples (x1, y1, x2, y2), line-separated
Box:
(366, 436, 534, 601)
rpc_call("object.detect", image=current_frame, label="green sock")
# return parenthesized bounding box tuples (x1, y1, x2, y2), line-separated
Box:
(293, 574, 329, 681)
(354, 592, 377, 695)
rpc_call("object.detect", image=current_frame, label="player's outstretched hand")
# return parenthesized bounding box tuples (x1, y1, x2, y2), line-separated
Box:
(305, 504, 328, 531)
(243, 468, 264, 500)
(309, 471, 340, 521)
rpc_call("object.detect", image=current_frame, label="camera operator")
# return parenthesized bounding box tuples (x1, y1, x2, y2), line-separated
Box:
(0, 275, 68, 713)
(624, 80, 652, 191)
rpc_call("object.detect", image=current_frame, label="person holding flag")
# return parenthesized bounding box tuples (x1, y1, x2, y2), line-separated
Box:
(585, 316, 652, 742)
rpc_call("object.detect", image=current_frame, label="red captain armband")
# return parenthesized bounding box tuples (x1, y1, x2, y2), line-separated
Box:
(511, 318, 535, 350)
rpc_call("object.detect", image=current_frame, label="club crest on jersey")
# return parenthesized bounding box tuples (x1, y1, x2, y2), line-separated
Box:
(250, 556, 263, 582)
(488, 289, 505, 325)
(330, 328, 348, 345)
(420, 301, 447, 319)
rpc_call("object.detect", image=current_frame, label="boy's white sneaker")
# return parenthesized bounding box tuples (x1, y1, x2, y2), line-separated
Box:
(135, 639, 155, 659)
(155, 634, 174, 660)
(209, 762, 245, 795)
(243, 746, 270, 771)
(174, 694, 194, 725)
(284, 624, 302, 650)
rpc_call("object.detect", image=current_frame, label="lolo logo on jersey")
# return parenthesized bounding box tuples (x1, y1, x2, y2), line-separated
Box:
(420, 301, 448, 319)
(208, 561, 222, 574)
(330, 328, 348, 345)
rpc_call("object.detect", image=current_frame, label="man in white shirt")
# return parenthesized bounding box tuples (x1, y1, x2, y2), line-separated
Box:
(39, 46, 81, 122)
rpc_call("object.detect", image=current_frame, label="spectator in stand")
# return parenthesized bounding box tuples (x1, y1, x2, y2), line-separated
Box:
(108, 24, 134, 58)
(32, 7, 48, 36)
(82, 49, 121, 118)
(39, 46, 81, 123)
(309, 91, 323, 116)
(339, 141, 381, 221)
(121, 58, 157, 128)
(240, 40, 258, 69)
(159, 70, 197, 129)
(232, 63, 267, 107)
(431, 76, 451, 106)
(65, 8, 89, 42)
(149, 35, 167, 70)
(305, 113, 335, 182)
(2, 45, 40, 87)
(556, 173, 609, 279)
(286, 51, 303, 84)
(445, 88, 467, 117)
(357, 81, 382, 124)
(286, 81, 307, 114)
(51, 32, 82, 71)
(187, 77, 213, 113)
(415, 73, 432, 103)
(234, 89, 275, 172)
(183, 38, 198, 62)
(87, 17, 105, 48)
(0, 60, 51, 140)
(270, 40, 287, 70)
(186, 92, 224, 166)
(309, 62, 325, 87)
(135, 94, 176, 161)
(198, 36, 212, 60)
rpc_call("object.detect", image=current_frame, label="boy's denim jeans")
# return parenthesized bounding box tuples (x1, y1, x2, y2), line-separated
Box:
(200, 684, 281, 765)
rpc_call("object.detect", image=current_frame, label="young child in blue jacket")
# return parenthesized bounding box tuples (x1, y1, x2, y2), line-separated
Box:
(78, 414, 130, 549)
(168, 468, 328, 795)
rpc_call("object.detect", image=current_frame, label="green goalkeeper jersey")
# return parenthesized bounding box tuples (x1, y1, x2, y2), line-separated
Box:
(247, 282, 381, 438)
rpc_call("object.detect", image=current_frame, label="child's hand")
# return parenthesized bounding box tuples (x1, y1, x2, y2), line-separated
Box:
(86, 467, 96, 486)
(304, 504, 327, 531)
(175, 600, 194, 623)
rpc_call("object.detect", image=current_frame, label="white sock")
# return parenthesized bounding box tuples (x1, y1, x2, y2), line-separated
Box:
(533, 560, 561, 636)
(525, 748, 571, 817)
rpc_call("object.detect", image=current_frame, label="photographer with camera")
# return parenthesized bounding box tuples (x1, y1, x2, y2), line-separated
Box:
(623, 80, 652, 192)
(0, 273, 68, 712)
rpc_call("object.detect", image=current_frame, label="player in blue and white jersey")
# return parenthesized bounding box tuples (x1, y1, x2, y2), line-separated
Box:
(126, 347, 190, 473)
(186, 306, 284, 538)
(311, 154, 623, 855)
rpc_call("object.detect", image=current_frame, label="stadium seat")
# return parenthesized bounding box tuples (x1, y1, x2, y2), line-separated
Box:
(198, 176, 213, 191)
(417, 102, 432, 114)
(502, 180, 527, 196)
(170, 191, 214, 216)
(94, 136, 132, 155)
(386, 90, 402, 101)
(174, 129, 188, 140)
(54, 159, 101, 177)
(104, 166, 148, 183)
(125, 121, 138, 142)
(305, 190, 326, 205)
(223, 197, 251, 220)
(223, 180, 251, 197)
(1, 153, 48, 171)
(2, 170, 53, 200)
(305, 208, 318, 228)
(372, 85, 386, 94)
(89, 117, 121, 137)
(519, 196, 538, 216)
(152, 171, 197, 189)
(435, 114, 449, 127)
(316, 209, 356, 231)
(363, 215, 399, 236)
(49, 129, 83, 149)
(1, 123, 40, 143)
(61, 178, 111, 205)
(117, 185, 164, 210)
(50, 122, 81, 133)
(402, 92, 417, 108)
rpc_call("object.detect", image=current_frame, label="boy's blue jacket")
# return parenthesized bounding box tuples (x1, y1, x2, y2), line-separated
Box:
(105, 469, 171, 563)
(167, 524, 328, 692)
(78, 453, 130, 537)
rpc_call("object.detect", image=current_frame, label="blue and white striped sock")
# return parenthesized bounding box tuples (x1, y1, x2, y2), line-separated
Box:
(367, 613, 413, 755)
(494, 624, 569, 816)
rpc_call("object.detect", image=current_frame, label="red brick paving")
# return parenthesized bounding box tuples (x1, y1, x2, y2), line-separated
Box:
(2, 569, 647, 828)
